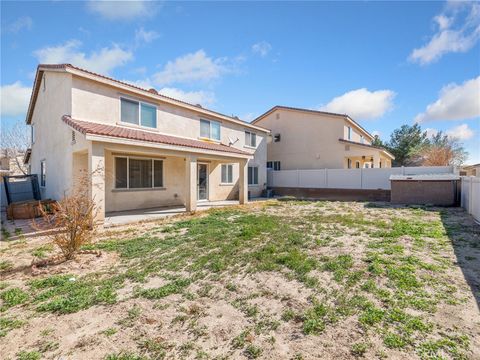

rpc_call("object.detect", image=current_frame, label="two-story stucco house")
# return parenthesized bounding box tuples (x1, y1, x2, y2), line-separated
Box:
(252, 106, 394, 170)
(25, 64, 269, 222)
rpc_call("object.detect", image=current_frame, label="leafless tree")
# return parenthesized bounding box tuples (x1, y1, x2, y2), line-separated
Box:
(1, 121, 30, 175)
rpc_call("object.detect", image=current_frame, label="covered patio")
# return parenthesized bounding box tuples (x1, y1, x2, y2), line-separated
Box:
(66, 116, 253, 224)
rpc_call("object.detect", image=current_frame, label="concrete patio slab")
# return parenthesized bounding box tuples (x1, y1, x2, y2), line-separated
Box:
(104, 200, 240, 227)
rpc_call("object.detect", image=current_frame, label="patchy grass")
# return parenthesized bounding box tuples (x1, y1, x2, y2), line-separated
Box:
(0, 200, 478, 359)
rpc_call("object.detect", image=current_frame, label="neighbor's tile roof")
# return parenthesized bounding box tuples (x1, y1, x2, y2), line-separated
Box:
(62, 116, 251, 156)
(338, 138, 395, 159)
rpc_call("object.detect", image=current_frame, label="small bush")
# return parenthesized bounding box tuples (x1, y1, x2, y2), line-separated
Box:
(35, 169, 99, 260)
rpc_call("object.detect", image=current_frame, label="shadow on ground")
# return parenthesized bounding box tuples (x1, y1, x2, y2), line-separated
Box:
(439, 207, 480, 311)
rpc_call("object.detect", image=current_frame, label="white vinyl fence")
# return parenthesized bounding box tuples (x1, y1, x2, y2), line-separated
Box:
(461, 176, 480, 222)
(267, 166, 454, 190)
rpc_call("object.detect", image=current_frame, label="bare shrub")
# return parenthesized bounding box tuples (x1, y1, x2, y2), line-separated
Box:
(35, 169, 99, 261)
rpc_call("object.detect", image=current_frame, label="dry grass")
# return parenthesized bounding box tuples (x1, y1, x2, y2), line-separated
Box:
(0, 200, 479, 359)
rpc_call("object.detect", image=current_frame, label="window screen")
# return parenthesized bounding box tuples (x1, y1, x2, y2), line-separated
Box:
(211, 121, 220, 140)
(200, 119, 210, 138)
(129, 158, 152, 188)
(121, 98, 139, 125)
(248, 166, 258, 185)
(141, 103, 157, 128)
(115, 157, 128, 188)
(153, 160, 163, 187)
(221, 164, 233, 183)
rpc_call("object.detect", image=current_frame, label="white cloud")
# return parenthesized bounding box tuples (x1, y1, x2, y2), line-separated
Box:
(33, 40, 133, 74)
(0, 82, 31, 117)
(424, 128, 439, 138)
(158, 87, 215, 106)
(87, 0, 158, 20)
(252, 41, 272, 57)
(135, 27, 160, 45)
(445, 123, 475, 140)
(8, 16, 33, 33)
(415, 76, 480, 123)
(409, 2, 480, 64)
(319, 88, 396, 120)
(153, 50, 228, 85)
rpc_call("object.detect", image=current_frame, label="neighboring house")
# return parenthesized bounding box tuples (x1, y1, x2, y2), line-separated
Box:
(252, 106, 394, 170)
(460, 163, 480, 177)
(24, 64, 269, 222)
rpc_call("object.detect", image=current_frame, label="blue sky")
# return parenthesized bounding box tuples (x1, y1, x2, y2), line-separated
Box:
(1, 1, 479, 163)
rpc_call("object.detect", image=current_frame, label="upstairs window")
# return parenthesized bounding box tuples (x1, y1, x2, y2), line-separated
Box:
(200, 119, 221, 141)
(267, 161, 281, 171)
(360, 135, 364, 144)
(221, 164, 233, 184)
(347, 126, 352, 140)
(245, 131, 257, 147)
(120, 98, 157, 128)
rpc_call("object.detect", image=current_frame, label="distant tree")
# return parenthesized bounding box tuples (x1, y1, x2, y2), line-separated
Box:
(386, 124, 428, 166)
(371, 135, 385, 148)
(412, 131, 468, 166)
(0, 121, 30, 175)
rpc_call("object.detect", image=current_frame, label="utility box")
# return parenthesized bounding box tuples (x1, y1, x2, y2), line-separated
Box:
(390, 174, 460, 206)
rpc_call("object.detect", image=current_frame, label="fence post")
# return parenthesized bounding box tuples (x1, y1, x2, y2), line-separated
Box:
(469, 177, 473, 215)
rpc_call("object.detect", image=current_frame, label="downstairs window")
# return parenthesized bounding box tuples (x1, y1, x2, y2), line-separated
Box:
(115, 156, 163, 189)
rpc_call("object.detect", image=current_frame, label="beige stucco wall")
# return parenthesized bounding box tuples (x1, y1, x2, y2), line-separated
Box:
(30, 71, 267, 212)
(29, 71, 73, 200)
(257, 108, 389, 169)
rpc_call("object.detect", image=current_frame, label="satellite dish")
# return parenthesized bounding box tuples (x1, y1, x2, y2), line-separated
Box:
(228, 135, 239, 146)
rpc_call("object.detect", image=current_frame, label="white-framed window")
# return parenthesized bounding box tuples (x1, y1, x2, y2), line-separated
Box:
(245, 131, 257, 147)
(120, 97, 157, 128)
(40, 160, 46, 187)
(31, 124, 35, 145)
(115, 156, 163, 189)
(347, 159, 352, 169)
(221, 164, 233, 184)
(355, 161, 360, 169)
(200, 119, 221, 141)
(360, 135, 364, 144)
(365, 163, 370, 169)
(347, 126, 352, 140)
(248, 166, 259, 185)
(267, 161, 281, 171)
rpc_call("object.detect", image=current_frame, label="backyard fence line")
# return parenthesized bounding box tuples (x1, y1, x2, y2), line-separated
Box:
(267, 166, 454, 190)
(461, 176, 480, 223)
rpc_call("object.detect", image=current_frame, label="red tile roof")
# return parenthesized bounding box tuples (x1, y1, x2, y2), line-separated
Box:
(62, 116, 251, 157)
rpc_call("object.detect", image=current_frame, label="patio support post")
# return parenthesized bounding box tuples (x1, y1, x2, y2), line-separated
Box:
(185, 155, 197, 212)
(373, 153, 381, 168)
(88, 141, 105, 223)
(239, 158, 248, 204)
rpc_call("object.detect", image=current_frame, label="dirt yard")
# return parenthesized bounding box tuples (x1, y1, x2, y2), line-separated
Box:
(1, 200, 479, 360)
